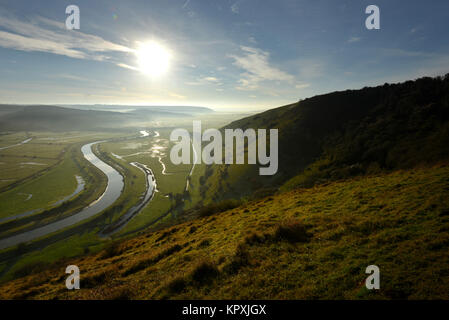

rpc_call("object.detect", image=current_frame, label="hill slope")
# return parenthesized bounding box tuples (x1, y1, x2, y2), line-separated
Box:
(199, 75, 449, 202)
(1, 163, 448, 299)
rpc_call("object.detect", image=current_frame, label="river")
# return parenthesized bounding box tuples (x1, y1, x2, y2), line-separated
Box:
(0, 141, 124, 250)
(99, 161, 156, 237)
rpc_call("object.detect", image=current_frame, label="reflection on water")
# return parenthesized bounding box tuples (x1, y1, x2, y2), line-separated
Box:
(52, 175, 85, 206)
(0, 138, 32, 150)
(99, 161, 156, 237)
(0, 141, 124, 250)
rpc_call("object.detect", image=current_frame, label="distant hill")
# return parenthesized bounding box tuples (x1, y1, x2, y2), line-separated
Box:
(58, 105, 214, 115)
(200, 74, 449, 202)
(0, 104, 214, 131)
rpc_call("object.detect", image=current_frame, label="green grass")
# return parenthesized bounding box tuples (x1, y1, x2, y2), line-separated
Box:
(0, 147, 79, 218)
(2, 163, 448, 299)
(0, 132, 124, 220)
(98, 132, 192, 235)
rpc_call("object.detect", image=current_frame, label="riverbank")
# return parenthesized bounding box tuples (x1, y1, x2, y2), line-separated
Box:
(0, 141, 124, 250)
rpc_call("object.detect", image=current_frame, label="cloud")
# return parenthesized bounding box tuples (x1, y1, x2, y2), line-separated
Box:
(202, 76, 220, 83)
(248, 36, 257, 44)
(0, 15, 132, 63)
(186, 76, 222, 86)
(116, 63, 139, 71)
(381, 48, 433, 58)
(48, 73, 91, 82)
(182, 0, 190, 9)
(231, 2, 240, 14)
(169, 92, 186, 99)
(347, 37, 361, 43)
(228, 46, 294, 90)
(295, 83, 310, 89)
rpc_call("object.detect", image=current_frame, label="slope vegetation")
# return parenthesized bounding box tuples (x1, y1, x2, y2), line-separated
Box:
(1, 163, 448, 299)
(199, 75, 449, 202)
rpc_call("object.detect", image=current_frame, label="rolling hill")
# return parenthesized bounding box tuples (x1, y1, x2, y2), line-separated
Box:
(198, 75, 449, 203)
(1, 163, 448, 299)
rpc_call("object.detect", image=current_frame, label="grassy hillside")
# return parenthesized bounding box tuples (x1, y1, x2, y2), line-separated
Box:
(1, 163, 448, 299)
(199, 75, 449, 202)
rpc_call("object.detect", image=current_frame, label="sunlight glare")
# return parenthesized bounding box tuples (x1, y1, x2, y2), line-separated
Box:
(135, 41, 171, 77)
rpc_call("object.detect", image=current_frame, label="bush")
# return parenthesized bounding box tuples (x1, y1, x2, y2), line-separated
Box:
(13, 261, 47, 279)
(222, 243, 249, 275)
(197, 239, 211, 248)
(122, 244, 183, 277)
(244, 232, 268, 245)
(252, 187, 278, 199)
(274, 219, 310, 243)
(166, 276, 187, 294)
(198, 199, 242, 218)
(190, 260, 219, 284)
(83, 272, 107, 288)
(100, 241, 123, 259)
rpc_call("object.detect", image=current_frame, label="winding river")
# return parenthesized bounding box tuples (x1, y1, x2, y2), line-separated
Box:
(0, 141, 124, 250)
(99, 161, 156, 237)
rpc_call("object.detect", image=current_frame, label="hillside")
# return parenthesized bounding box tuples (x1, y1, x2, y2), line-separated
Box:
(1, 163, 448, 299)
(198, 75, 449, 202)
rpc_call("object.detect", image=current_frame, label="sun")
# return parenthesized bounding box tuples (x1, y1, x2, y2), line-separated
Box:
(135, 41, 171, 77)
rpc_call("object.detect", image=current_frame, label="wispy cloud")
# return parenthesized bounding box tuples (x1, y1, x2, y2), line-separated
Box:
(295, 83, 310, 89)
(231, 2, 240, 14)
(248, 36, 257, 44)
(202, 76, 220, 83)
(182, 0, 191, 9)
(228, 46, 294, 90)
(0, 14, 132, 64)
(380, 48, 434, 58)
(185, 76, 222, 86)
(347, 37, 361, 43)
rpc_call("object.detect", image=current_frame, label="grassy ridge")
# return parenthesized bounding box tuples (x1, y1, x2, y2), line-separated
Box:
(1, 163, 448, 299)
(202, 75, 449, 202)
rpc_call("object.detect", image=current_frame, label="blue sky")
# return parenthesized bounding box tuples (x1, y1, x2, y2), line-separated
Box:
(0, 0, 448, 111)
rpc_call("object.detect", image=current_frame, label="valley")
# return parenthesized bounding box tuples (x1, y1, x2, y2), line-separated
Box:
(0, 75, 448, 299)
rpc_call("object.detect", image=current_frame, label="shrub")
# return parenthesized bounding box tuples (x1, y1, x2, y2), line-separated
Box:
(198, 200, 242, 218)
(14, 261, 48, 279)
(154, 244, 183, 262)
(188, 226, 198, 234)
(100, 241, 123, 259)
(83, 272, 107, 288)
(222, 243, 249, 275)
(197, 239, 211, 248)
(166, 276, 187, 294)
(244, 232, 268, 245)
(252, 187, 278, 199)
(190, 260, 219, 284)
(122, 259, 151, 277)
(274, 219, 310, 243)
(122, 244, 183, 277)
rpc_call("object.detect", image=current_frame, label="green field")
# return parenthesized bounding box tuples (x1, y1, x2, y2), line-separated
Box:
(0, 129, 199, 281)
(0, 112, 264, 283)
